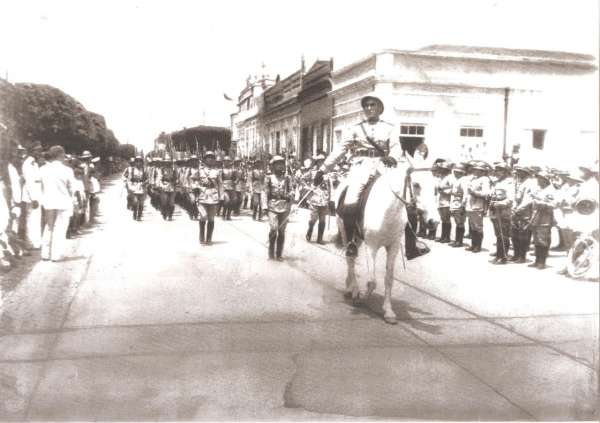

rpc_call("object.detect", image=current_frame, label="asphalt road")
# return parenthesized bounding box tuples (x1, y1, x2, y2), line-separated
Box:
(0, 177, 598, 420)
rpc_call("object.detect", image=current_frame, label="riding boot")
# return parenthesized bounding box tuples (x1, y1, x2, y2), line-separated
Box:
(252, 205, 258, 221)
(472, 231, 482, 253)
(206, 221, 214, 245)
(276, 230, 285, 260)
(452, 227, 464, 247)
(226, 207, 232, 220)
(317, 222, 326, 245)
(199, 221, 206, 244)
(440, 222, 451, 243)
(268, 230, 277, 259)
(465, 230, 476, 251)
(509, 237, 520, 262)
(529, 246, 542, 267)
(306, 222, 314, 242)
(537, 246, 549, 269)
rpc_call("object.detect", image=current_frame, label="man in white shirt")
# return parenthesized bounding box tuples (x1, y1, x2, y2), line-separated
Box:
(40, 145, 75, 262)
(21, 141, 44, 249)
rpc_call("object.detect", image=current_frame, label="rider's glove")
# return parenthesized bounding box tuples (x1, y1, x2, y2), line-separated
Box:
(380, 156, 397, 168)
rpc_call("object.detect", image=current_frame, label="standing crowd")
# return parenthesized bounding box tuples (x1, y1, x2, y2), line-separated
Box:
(1, 142, 102, 270)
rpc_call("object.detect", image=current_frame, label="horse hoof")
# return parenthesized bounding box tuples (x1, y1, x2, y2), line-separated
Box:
(384, 315, 398, 325)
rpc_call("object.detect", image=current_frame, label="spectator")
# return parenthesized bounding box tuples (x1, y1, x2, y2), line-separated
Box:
(40, 145, 75, 262)
(89, 167, 101, 223)
(21, 141, 44, 249)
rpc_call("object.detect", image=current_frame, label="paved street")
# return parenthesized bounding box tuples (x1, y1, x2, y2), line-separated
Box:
(0, 177, 598, 421)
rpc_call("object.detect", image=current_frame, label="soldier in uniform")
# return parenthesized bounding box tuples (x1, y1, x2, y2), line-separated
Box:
(197, 151, 222, 245)
(435, 161, 454, 243)
(122, 158, 135, 210)
(510, 165, 534, 263)
(188, 155, 201, 220)
(157, 155, 177, 220)
(465, 161, 490, 253)
(488, 162, 514, 264)
(126, 156, 148, 221)
(555, 172, 582, 255)
(233, 158, 246, 216)
(266, 155, 294, 260)
(449, 163, 468, 247)
(525, 171, 557, 269)
(322, 95, 402, 257)
(250, 159, 266, 221)
(305, 154, 330, 244)
(220, 156, 237, 220)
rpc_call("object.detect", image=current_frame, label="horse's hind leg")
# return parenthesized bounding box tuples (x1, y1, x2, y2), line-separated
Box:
(382, 242, 400, 324)
(344, 256, 360, 305)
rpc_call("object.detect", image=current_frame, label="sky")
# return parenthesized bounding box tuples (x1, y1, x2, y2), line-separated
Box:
(0, 0, 598, 151)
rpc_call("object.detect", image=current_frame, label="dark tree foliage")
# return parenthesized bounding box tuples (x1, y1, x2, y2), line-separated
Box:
(0, 79, 127, 158)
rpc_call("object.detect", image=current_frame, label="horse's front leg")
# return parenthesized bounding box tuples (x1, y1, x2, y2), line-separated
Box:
(383, 242, 400, 324)
(365, 246, 378, 300)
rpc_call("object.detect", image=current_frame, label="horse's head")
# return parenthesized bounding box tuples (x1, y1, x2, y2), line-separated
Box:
(380, 162, 413, 198)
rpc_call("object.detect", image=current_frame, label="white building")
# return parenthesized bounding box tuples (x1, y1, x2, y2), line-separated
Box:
(231, 69, 275, 159)
(331, 45, 598, 168)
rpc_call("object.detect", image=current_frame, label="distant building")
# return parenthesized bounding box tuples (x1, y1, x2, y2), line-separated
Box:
(230, 67, 275, 159)
(262, 61, 304, 157)
(331, 45, 598, 167)
(299, 59, 333, 160)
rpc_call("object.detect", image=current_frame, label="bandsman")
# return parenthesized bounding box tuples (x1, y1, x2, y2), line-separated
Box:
(196, 151, 222, 245)
(157, 155, 177, 220)
(449, 163, 468, 247)
(488, 162, 514, 264)
(305, 154, 330, 244)
(126, 156, 148, 221)
(266, 155, 294, 260)
(526, 171, 557, 269)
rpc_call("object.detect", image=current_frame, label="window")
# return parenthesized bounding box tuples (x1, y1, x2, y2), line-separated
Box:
(460, 127, 484, 137)
(532, 129, 546, 150)
(400, 124, 425, 136)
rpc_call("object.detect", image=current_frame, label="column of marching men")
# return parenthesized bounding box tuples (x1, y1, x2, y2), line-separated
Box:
(1, 141, 108, 271)
(120, 145, 598, 274)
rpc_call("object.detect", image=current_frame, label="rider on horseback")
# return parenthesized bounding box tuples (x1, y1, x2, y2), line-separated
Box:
(322, 95, 405, 257)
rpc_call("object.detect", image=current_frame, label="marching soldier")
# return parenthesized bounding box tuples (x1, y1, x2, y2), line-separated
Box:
(220, 156, 237, 220)
(465, 161, 490, 253)
(305, 154, 330, 244)
(122, 158, 135, 210)
(233, 158, 246, 215)
(435, 161, 454, 243)
(488, 162, 514, 264)
(322, 95, 402, 257)
(266, 155, 294, 260)
(188, 155, 201, 220)
(126, 156, 148, 221)
(157, 155, 177, 220)
(449, 163, 468, 247)
(250, 159, 266, 221)
(526, 171, 558, 269)
(197, 151, 222, 245)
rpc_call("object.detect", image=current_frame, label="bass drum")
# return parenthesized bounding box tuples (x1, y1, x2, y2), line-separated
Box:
(566, 236, 599, 279)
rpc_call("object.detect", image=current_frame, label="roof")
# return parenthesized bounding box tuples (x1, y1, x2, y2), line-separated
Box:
(417, 45, 596, 62)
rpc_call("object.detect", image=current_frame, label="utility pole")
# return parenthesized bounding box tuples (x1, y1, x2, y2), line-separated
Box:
(502, 87, 510, 161)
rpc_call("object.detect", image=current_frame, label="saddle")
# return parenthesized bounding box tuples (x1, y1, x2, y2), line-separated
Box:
(337, 174, 380, 240)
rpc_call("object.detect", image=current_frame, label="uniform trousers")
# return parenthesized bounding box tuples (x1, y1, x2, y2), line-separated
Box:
(41, 209, 71, 261)
(438, 206, 451, 223)
(491, 217, 511, 257)
(160, 191, 175, 216)
(198, 203, 217, 222)
(309, 205, 328, 225)
(25, 202, 42, 248)
(532, 226, 552, 248)
(466, 210, 484, 232)
(451, 208, 466, 228)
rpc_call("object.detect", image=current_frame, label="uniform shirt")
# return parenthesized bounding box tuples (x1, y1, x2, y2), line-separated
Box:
(251, 169, 265, 193)
(40, 160, 75, 211)
(158, 167, 177, 192)
(127, 167, 147, 194)
(21, 156, 42, 203)
(197, 166, 221, 204)
(221, 167, 236, 191)
(308, 169, 330, 208)
(436, 173, 455, 208)
(266, 174, 292, 213)
(489, 176, 514, 219)
(324, 119, 402, 169)
(7, 163, 22, 206)
(189, 167, 201, 189)
(466, 175, 490, 212)
(450, 175, 469, 211)
(235, 168, 246, 192)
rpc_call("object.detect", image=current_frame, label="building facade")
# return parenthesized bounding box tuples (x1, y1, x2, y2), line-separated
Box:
(261, 64, 304, 157)
(298, 59, 333, 160)
(230, 71, 275, 159)
(330, 45, 598, 168)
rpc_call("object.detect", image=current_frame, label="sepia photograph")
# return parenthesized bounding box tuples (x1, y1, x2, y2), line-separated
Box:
(0, 0, 598, 420)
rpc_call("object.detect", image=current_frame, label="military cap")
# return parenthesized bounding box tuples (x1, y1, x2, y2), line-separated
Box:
(494, 162, 510, 171)
(514, 165, 530, 174)
(360, 95, 384, 114)
(270, 155, 285, 165)
(535, 170, 552, 181)
(471, 161, 487, 171)
(29, 141, 43, 151)
(438, 161, 454, 170)
(80, 150, 92, 159)
(453, 163, 466, 172)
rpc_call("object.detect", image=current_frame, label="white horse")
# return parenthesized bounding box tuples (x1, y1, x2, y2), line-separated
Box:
(335, 163, 424, 324)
